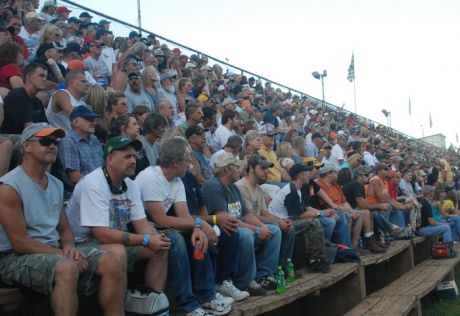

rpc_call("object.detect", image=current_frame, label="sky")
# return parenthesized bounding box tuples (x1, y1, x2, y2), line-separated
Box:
(61, 0, 460, 148)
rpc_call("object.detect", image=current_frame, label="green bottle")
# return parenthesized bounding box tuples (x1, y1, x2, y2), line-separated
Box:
(286, 259, 295, 282)
(276, 266, 286, 294)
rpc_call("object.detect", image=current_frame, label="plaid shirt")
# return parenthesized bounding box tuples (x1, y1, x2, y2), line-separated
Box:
(57, 130, 103, 190)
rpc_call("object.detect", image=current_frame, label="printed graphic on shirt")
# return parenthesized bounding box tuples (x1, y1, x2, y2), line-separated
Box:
(109, 198, 132, 230)
(93, 65, 108, 84)
(228, 201, 242, 219)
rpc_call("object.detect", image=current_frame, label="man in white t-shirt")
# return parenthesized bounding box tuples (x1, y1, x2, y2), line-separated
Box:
(363, 144, 379, 169)
(135, 137, 231, 316)
(65, 136, 171, 315)
(96, 28, 117, 78)
(19, 12, 44, 58)
(211, 109, 239, 152)
(329, 135, 346, 167)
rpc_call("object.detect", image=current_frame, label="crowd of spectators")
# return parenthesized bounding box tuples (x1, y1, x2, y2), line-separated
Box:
(1, 1, 460, 315)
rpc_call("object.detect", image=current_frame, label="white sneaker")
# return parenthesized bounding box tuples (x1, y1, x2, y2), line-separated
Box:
(201, 300, 231, 315)
(216, 280, 250, 302)
(182, 307, 213, 316)
(215, 292, 234, 306)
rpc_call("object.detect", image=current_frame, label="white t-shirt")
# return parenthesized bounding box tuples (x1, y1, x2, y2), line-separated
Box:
(363, 151, 379, 168)
(211, 125, 235, 152)
(135, 166, 186, 213)
(330, 143, 344, 167)
(19, 26, 40, 56)
(268, 183, 301, 219)
(100, 47, 116, 78)
(65, 168, 146, 243)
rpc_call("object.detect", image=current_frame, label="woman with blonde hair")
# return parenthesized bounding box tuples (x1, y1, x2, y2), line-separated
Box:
(176, 77, 193, 113)
(84, 84, 109, 144)
(346, 153, 364, 170)
(141, 65, 159, 105)
(38, 23, 63, 46)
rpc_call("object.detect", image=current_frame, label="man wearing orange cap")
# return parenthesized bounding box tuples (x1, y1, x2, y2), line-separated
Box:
(238, 100, 255, 123)
(0, 123, 125, 315)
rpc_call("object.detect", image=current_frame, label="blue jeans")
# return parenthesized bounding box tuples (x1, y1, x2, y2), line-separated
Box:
(419, 225, 452, 242)
(234, 224, 281, 289)
(167, 232, 215, 312)
(278, 224, 296, 269)
(319, 216, 335, 241)
(379, 209, 406, 235)
(214, 227, 240, 283)
(330, 211, 352, 248)
(440, 218, 460, 241)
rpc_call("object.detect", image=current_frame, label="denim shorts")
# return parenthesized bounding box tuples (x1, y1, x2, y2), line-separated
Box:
(0, 242, 105, 296)
(79, 240, 139, 272)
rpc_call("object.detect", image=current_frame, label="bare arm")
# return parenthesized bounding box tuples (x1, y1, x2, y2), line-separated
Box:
(52, 90, 74, 117)
(9, 76, 24, 89)
(144, 200, 195, 230)
(68, 170, 85, 185)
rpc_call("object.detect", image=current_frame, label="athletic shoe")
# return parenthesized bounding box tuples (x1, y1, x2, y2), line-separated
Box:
(306, 259, 332, 273)
(181, 307, 213, 316)
(245, 280, 267, 296)
(215, 292, 234, 307)
(259, 275, 277, 290)
(201, 300, 231, 316)
(216, 280, 249, 301)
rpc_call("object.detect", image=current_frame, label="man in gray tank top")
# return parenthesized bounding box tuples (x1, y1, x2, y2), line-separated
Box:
(0, 123, 125, 315)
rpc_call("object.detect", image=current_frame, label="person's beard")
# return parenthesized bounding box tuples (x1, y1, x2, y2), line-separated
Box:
(165, 84, 175, 94)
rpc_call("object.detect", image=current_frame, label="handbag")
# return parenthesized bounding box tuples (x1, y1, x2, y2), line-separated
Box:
(124, 285, 169, 316)
(431, 242, 457, 259)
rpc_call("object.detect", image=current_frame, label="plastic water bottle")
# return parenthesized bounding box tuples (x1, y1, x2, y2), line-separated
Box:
(408, 224, 413, 239)
(286, 259, 295, 283)
(358, 237, 363, 248)
(380, 232, 385, 247)
(276, 266, 286, 294)
(384, 232, 391, 245)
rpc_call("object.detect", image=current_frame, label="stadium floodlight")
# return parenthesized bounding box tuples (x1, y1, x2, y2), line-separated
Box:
(382, 109, 391, 127)
(311, 70, 327, 106)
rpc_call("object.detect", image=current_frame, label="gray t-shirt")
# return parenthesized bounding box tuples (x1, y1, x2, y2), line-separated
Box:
(201, 176, 249, 220)
(157, 87, 179, 115)
(83, 56, 109, 85)
(0, 166, 63, 252)
(141, 137, 161, 166)
(124, 87, 154, 113)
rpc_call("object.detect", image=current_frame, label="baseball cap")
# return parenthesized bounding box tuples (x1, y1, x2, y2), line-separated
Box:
(222, 98, 238, 107)
(253, 105, 265, 113)
(311, 132, 323, 140)
(127, 71, 141, 80)
(37, 41, 67, 57)
(185, 125, 209, 139)
(160, 72, 177, 82)
(350, 127, 359, 133)
(236, 92, 249, 99)
(103, 136, 142, 160)
(87, 23, 99, 32)
(248, 77, 255, 82)
(85, 40, 105, 49)
(21, 122, 65, 142)
(263, 125, 277, 137)
(185, 62, 197, 69)
(421, 185, 436, 195)
(280, 158, 295, 169)
(389, 170, 402, 178)
(66, 42, 84, 55)
(98, 19, 111, 26)
(68, 17, 81, 24)
(179, 54, 189, 60)
(25, 12, 46, 21)
(227, 71, 236, 77)
(320, 162, 341, 174)
(172, 48, 181, 53)
(69, 105, 100, 121)
(214, 152, 246, 168)
(200, 65, 212, 71)
(96, 28, 112, 38)
(224, 135, 243, 148)
(55, 21, 71, 29)
(42, 0, 57, 7)
(289, 163, 314, 178)
(353, 166, 372, 178)
(128, 31, 141, 38)
(0, 26, 15, 34)
(153, 49, 164, 56)
(79, 12, 93, 18)
(241, 100, 252, 108)
(218, 85, 226, 92)
(247, 154, 274, 169)
(56, 6, 72, 14)
(67, 60, 85, 71)
(337, 135, 347, 141)
(302, 157, 324, 167)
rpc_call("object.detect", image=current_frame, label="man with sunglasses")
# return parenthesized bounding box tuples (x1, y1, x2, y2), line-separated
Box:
(125, 70, 153, 113)
(54, 105, 103, 198)
(83, 40, 109, 85)
(158, 72, 179, 115)
(112, 55, 140, 91)
(0, 123, 126, 315)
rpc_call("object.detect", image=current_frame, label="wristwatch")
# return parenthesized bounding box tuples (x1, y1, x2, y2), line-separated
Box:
(317, 211, 321, 218)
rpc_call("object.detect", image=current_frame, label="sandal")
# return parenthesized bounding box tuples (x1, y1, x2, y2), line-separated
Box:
(391, 225, 403, 233)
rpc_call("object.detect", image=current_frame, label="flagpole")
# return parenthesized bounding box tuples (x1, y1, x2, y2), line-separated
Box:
(409, 97, 413, 137)
(353, 78, 357, 114)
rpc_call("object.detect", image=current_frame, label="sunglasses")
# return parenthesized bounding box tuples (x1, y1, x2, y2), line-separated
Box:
(54, 33, 62, 37)
(28, 138, 59, 147)
(360, 173, 369, 177)
(383, 168, 389, 171)
(194, 111, 204, 115)
(117, 102, 128, 106)
(128, 62, 139, 66)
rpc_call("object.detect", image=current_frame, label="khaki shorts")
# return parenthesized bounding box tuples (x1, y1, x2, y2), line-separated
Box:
(0, 242, 105, 296)
(78, 240, 139, 272)
(0, 134, 23, 169)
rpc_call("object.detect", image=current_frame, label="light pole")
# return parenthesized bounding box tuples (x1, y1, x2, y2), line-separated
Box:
(382, 109, 391, 128)
(421, 125, 424, 137)
(312, 70, 327, 106)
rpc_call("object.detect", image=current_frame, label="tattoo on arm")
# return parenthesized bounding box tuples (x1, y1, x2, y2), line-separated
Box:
(61, 238, 75, 247)
(121, 233, 130, 245)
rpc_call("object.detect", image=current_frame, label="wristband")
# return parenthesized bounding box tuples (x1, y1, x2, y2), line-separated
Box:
(255, 226, 261, 236)
(196, 218, 201, 228)
(142, 235, 150, 248)
(320, 211, 325, 218)
(212, 215, 217, 225)
(0, 95, 3, 103)
(320, 149, 325, 152)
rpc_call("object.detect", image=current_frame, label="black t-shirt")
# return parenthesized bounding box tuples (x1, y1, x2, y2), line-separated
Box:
(341, 180, 364, 209)
(1, 87, 48, 134)
(300, 180, 321, 208)
(263, 113, 279, 128)
(427, 168, 439, 185)
(420, 198, 432, 228)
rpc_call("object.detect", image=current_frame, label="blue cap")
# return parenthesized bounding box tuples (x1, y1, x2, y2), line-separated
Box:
(68, 17, 81, 24)
(160, 72, 177, 82)
(70, 106, 100, 121)
(227, 71, 236, 77)
(96, 28, 112, 39)
(125, 53, 142, 62)
(129, 31, 141, 38)
(350, 126, 359, 133)
(98, 19, 111, 26)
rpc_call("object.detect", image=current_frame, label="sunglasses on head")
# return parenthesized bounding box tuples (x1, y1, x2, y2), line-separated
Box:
(28, 138, 59, 147)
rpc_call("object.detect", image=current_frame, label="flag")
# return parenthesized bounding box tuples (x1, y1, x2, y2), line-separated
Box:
(409, 97, 411, 115)
(347, 53, 354, 82)
(429, 112, 432, 128)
